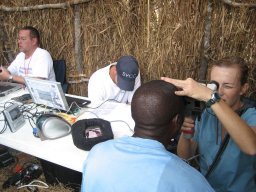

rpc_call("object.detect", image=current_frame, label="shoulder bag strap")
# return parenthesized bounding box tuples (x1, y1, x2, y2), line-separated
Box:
(205, 106, 250, 179)
(205, 134, 230, 178)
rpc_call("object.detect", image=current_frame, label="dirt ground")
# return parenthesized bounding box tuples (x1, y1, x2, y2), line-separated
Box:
(0, 149, 78, 192)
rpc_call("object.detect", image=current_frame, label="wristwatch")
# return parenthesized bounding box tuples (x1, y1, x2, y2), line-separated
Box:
(8, 75, 13, 82)
(206, 91, 221, 107)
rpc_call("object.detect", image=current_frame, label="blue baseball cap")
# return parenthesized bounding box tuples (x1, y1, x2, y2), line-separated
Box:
(116, 55, 139, 91)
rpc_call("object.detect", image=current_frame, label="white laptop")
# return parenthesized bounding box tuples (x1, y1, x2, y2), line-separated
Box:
(24, 77, 91, 112)
(0, 81, 23, 97)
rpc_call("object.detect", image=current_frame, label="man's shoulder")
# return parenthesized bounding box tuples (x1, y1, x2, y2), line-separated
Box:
(88, 139, 116, 156)
(34, 47, 51, 57)
(163, 158, 213, 191)
(90, 64, 112, 80)
(90, 137, 129, 151)
(14, 52, 25, 59)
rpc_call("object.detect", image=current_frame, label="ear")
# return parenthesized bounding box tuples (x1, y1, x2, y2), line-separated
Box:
(240, 83, 249, 96)
(31, 37, 38, 46)
(113, 65, 117, 75)
(169, 114, 182, 136)
(109, 65, 117, 84)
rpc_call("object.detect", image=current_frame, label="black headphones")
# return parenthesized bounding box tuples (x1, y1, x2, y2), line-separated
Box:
(36, 113, 71, 141)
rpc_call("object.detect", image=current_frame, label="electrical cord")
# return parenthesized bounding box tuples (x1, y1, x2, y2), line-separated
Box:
(85, 99, 121, 109)
(0, 100, 43, 133)
(17, 179, 49, 190)
(79, 110, 99, 118)
(75, 99, 122, 120)
(183, 154, 201, 164)
(0, 120, 7, 134)
(0, 98, 129, 135)
(77, 99, 133, 132)
(66, 101, 82, 115)
(0, 102, 13, 134)
(110, 120, 134, 133)
(19, 103, 41, 129)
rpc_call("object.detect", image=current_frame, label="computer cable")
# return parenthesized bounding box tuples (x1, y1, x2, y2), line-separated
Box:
(109, 120, 134, 133)
(3, 163, 44, 190)
(75, 98, 125, 120)
(183, 154, 201, 164)
(3, 101, 16, 108)
(26, 112, 37, 129)
(0, 101, 17, 134)
(17, 180, 49, 191)
(66, 101, 82, 115)
(0, 116, 8, 134)
(85, 99, 122, 109)
(18, 103, 40, 129)
(20, 102, 38, 111)
(77, 110, 99, 119)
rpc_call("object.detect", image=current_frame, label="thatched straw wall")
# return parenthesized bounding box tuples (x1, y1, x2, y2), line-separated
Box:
(0, 0, 255, 98)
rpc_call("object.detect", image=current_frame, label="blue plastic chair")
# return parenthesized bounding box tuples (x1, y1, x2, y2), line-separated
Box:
(53, 60, 68, 93)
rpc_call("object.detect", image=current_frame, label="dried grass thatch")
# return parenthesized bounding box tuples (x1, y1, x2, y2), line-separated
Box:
(0, 1, 255, 191)
(0, 0, 255, 98)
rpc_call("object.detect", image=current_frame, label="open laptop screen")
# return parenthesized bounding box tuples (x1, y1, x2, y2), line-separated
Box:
(24, 77, 69, 111)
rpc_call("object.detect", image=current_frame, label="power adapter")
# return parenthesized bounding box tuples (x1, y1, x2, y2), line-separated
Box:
(0, 148, 15, 168)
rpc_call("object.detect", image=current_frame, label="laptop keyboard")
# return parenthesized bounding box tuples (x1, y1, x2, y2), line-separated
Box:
(0, 85, 14, 92)
(65, 95, 91, 107)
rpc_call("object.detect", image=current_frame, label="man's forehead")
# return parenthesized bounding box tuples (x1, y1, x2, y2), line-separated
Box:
(18, 30, 30, 36)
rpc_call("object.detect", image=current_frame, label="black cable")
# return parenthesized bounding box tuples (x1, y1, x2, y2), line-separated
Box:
(85, 99, 121, 109)
(3, 101, 15, 109)
(0, 118, 8, 134)
(0, 103, 11, 134)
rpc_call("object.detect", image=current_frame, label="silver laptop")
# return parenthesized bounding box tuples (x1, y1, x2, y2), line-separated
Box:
(0, 81, 23, 97)
(24, 77, 90, 111)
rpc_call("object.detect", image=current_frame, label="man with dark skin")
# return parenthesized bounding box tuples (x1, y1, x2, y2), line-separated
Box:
(81, 80, 214, 192)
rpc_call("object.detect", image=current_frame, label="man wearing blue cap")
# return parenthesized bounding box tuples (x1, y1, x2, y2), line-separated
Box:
(88, 55, 141, 103)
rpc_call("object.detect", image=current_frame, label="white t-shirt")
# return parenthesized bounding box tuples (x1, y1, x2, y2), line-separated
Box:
(8, 47, 56, 81)
(88, 63, 141, 103)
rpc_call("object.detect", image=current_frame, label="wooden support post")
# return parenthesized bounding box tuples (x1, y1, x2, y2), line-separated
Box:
(198, 0, 212, 82)
(74, 4, 83, 74)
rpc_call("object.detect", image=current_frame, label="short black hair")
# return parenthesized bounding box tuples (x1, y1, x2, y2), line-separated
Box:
(21, 26, 40, 46)
(131, 80, 185, 137)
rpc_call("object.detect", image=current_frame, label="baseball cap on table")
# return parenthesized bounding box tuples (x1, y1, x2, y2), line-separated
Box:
(116, 55, 139, 91)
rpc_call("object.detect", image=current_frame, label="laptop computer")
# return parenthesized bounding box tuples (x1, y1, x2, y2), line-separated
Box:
(0, 81, 23, 97)
(24, 77, 91, 112)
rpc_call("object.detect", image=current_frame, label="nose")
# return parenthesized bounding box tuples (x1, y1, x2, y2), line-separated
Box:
(218, 86, 224, 96)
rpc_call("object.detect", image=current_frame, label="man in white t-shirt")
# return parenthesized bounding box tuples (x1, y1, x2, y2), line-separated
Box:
(0, 26, 56, 84)
(88, 55, 141, 104)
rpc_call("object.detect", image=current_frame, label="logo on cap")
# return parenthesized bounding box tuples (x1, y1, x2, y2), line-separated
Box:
(122, 72, 137, 79)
